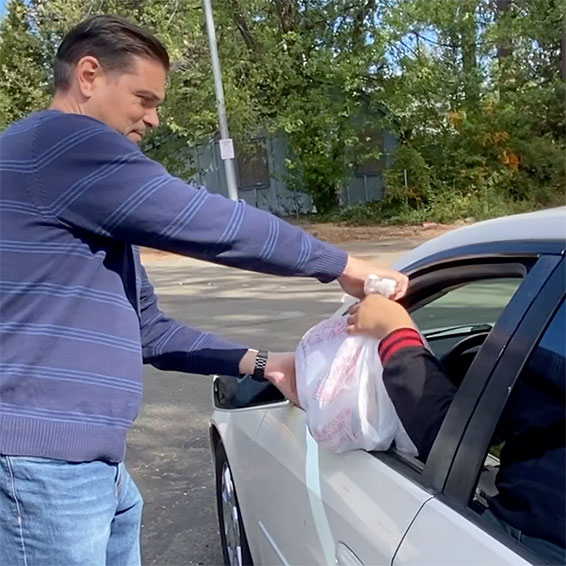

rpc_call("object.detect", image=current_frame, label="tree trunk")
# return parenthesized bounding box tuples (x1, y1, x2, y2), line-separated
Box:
(273, 0, 299, 34)
(352, 0, 376, 52)
(460, 0, 479, 109)
(496, 0, 513, 60)
(227, 0, 259, 58)
(496, 0, 513, 94)
(561, 11, 566, 80)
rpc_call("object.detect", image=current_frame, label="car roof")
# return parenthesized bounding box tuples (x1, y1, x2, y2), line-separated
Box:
(395, 207, 566, 270)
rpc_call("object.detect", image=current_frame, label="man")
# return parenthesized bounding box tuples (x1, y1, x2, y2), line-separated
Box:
(347, 294, 565, 565)
(0, 15, 407, 566)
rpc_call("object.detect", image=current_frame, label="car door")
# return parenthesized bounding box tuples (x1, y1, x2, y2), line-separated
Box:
(255, 407, 434, 565)
(394, 256, 565, 566)
(253, 249, 558, 565)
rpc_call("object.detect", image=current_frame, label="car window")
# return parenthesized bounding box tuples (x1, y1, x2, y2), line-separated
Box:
(410, 278, 522, 360)
(471, 301, 565, 565)
(412, 277, 522, 330)
(386, 273, 525, 471)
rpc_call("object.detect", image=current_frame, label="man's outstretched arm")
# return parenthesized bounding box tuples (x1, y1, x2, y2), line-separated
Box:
(138, 265, 299, 403)
(32, 114, 407, 299)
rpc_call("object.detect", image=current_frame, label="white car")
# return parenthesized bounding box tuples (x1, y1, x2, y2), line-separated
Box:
(209, 208, 566, 566)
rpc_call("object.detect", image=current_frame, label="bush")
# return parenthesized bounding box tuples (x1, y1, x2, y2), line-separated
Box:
(319, 188, 553, 227)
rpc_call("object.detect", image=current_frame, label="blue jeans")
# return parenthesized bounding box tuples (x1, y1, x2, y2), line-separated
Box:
(483, 508, 566, 565)
(0, 456, 143, 566)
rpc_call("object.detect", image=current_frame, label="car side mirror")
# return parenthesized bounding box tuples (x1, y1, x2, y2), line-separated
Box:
(213, 374, 286, 410)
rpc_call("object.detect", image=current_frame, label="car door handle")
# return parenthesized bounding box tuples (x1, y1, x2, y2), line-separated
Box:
(336, 542, 364, 566)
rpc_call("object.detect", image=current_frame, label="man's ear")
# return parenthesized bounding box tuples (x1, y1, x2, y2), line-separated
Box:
(75, 55, 103, 99)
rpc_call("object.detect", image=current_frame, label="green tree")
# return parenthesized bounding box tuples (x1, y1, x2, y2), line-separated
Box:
(1, 0, 563, 217)
(0, 0, 50, 128)
(380, 0, 565, 218)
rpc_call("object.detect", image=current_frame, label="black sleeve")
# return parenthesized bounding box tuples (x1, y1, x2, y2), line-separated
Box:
(383, 346, 457, 461)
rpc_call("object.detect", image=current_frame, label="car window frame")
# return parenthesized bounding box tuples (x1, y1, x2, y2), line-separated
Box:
(444, 256, 565, 501)
(371, 248, 563, 497)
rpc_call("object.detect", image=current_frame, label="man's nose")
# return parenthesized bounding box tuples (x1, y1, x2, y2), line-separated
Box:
(144, 108, 159, 130)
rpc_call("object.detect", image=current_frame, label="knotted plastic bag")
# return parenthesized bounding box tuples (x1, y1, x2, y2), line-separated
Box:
(295, 276, 418, 455)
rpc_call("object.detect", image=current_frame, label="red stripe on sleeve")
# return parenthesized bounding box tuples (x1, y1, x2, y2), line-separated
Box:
(379, 328, 424, 366)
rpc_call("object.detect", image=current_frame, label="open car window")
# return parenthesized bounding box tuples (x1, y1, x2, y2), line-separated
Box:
(411, 277, 523, 360)
(412, 278, 522, 331)
(379, 261, 529, 477)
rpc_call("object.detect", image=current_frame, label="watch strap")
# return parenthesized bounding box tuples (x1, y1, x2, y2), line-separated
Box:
(252, 350, 269, 381)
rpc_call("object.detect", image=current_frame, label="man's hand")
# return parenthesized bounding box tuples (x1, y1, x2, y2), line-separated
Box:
(346, 294, 414, 339)
(239, 350, 299, 406)
(338, 256, 408, 300)
(265, 352, 300, 407)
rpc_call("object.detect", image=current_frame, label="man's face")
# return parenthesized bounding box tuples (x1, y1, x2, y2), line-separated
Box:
(87, 56, 166, 143)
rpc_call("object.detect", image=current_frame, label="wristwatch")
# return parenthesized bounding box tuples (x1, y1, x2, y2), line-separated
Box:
(251, 350, 269, 381)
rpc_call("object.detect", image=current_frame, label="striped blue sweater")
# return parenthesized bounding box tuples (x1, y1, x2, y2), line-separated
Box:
(0, 110, 347, 463)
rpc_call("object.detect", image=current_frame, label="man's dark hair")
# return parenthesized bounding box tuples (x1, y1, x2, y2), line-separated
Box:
(54, 15, 170, 91)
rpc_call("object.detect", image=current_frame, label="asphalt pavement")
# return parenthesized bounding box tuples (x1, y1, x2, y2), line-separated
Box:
(126, 237, 428, 566)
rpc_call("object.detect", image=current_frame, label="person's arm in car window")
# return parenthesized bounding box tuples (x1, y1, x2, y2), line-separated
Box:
(347, 295, 456, 461)
(378, 331, 456, 460)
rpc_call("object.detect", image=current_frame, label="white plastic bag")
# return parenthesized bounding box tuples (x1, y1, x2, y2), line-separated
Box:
(295, 278, 418, 455)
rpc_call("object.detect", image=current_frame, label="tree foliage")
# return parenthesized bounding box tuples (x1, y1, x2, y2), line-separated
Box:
(1, 0, 564, 218)
(0, 0, 50, 128)
(381, 0, 565, 219)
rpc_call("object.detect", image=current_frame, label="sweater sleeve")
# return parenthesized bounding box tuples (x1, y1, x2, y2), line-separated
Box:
(138, 264, 248, 376)
(379, 328, 457, 460)
(32, 114, 347, 282)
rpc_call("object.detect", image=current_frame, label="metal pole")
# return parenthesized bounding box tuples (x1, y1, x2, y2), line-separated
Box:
(203, 0, 239, 201)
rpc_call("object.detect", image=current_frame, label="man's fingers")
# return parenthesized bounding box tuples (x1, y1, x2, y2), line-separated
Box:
(400, 275, 409, 296)
(392, 274, 409, 300)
